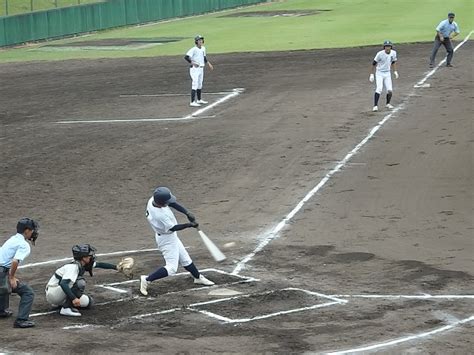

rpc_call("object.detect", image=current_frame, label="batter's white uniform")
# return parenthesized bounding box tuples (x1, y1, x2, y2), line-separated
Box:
(45, 263, 80, 306)
(373, 49, 397, 94)
(146, 197, 192, 275)
(186, 45, 207, 90)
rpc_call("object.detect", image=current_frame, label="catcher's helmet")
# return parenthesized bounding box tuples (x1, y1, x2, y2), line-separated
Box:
(72, 244, 97, 260)
(383, 40, 393, 47)
(16, 218, 39, 245)
(194, 35, 204, 44)
(153, 186, 176, 205)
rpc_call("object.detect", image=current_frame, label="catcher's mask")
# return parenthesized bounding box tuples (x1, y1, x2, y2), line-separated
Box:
(194, 35, 204, 44)
(72, 244, 97, 276)
(16, 218, 40, 246)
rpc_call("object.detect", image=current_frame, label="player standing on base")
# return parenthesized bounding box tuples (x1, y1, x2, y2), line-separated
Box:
(429, 13, 460, 68)
(140, 187, 214, 296)
(369, 40, 399, 112)
(185, 35, 214, 107)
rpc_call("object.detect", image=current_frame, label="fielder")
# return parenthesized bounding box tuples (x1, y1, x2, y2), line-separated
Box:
(184, 35, 214, 107)
(0, 218, 39, 328)
(429, 12, 460, 68)
(369, 40, 399, 112)
(45, 244, 134, 317)
(140, 186, 214, 296)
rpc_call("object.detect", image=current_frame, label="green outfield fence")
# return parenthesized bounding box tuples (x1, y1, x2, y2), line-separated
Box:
(0, 0, 266, 47)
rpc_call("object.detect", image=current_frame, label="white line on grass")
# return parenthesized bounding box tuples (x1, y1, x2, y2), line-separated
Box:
(324, 315, 474, 355)
(232, 29, 473, 275)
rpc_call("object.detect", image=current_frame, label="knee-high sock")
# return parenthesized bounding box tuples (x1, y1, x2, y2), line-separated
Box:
(386, 92, 392, 104)
(147, 267, 168, 282)
(197, 89, 202, 100)
(374, 92, 380, 106)
(191, 89, 196, 102)
(184, 262, 200, 279)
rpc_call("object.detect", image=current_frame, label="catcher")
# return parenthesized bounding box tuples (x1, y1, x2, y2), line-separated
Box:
(44, 244, 134, 317)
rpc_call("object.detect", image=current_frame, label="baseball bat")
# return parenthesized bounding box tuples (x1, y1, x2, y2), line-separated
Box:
(197, 230, 226, 262)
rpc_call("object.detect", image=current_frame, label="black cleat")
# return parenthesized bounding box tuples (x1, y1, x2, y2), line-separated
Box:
(446, 63, 453, 67)
(13, 319, 35, 328)
(0, 310, 13, 318)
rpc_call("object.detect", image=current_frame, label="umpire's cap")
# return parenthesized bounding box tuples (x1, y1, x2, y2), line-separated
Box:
(17, 218, 40, 245)
(72, 244, 97, 260)
(153, 186, 176, 205)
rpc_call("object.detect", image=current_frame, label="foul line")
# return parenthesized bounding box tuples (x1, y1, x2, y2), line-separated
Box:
(232, 30, 473, 275)
(414, 30, 473, 87)
(330, 294, 474, 300)
(120, 91, 235, 97)
(325, 315, 474, 354)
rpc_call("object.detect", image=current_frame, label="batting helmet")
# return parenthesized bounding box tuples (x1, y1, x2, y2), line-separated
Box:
(194, 35, 204, 44)
(16, 218, 39, 245)
(383, 40, 393, 47)
(72, 244, 97, 260)
(153, 186, 176, 205)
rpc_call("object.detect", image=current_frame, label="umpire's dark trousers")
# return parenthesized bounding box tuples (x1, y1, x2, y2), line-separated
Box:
(430, 36, 454, 66)
(0, 267, 35, 321)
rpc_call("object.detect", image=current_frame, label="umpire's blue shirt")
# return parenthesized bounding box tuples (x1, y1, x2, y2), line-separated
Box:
(0, 233, 31, 268)
(436, 19, 460, 37)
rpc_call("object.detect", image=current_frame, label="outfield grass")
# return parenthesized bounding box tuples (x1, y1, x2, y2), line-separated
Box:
(0, 0, 102, 16)
(0, 0, 472, 62)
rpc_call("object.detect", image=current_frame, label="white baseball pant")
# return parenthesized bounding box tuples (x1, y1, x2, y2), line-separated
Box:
(375, 71, 393, 94)
(45, 285, 90, 307)
(155, 234, 192, 275)
(189, 66, 204, 90)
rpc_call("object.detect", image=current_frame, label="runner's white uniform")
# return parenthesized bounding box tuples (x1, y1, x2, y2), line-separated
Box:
(146, 197, 192, 275)
(373, 49, 397, 93)
(186, 45, 207, 90)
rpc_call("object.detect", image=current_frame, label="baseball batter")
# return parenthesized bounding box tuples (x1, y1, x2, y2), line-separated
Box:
(140, 186, 214, 296)
(45, 244, 134, 317)
(429, 12, 460, 68)
(184, 35, 214, 107)
(369, 40, 399, 112)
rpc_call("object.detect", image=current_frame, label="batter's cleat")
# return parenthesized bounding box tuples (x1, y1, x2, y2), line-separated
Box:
(0, 310, 13, 318)
(194, 274, 215, 286)
(140, 275, 150, 296)
(386, 103, 394, 109)
(60, 307, 81, 317)
(196, 99, 208, 104)
(429, 63, 434, 68)
(372, 106, 378, 112)
(13, 320, 35, 328)
(190, 101, 201, 107)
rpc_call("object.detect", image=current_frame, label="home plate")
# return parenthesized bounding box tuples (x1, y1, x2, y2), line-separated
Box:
(208, 288, 243, 296)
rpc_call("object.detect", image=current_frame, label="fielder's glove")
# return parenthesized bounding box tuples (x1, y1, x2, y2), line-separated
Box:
(369, 74, 375, 83)
(394, 71, 399, 79)
(116, 257, 135, 278)
(186, 212, 196, 223)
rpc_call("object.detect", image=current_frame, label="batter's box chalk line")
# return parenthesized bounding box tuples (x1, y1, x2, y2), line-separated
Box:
(95, 268, 258, 294)
(187, 287, 347, 324)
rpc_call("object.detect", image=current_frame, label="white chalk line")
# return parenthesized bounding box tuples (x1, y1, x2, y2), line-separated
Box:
(188, 287, 346, 323)
(120, 91, 235, 97)
(55, 88, 244, 124)
(330, 294, 474, 300)
(232, 30, 474, 276)
(414, 30, 474, 87)
(19, 248, 158, 269)
(325, 315, 474, 355)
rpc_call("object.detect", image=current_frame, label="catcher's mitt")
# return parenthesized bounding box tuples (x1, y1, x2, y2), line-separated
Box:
(116, 257, 135, 278)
